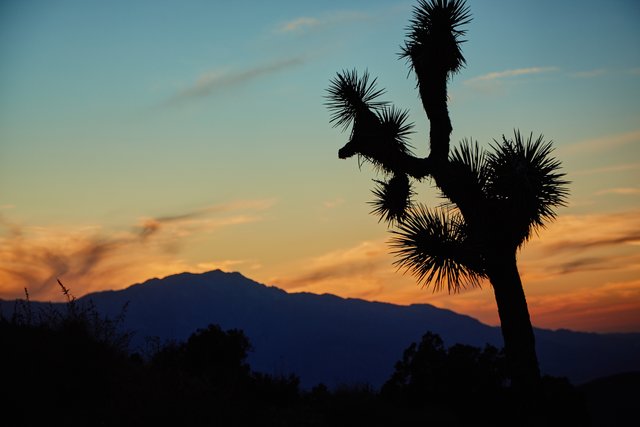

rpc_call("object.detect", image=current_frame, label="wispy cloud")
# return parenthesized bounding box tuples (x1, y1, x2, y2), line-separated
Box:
(0, 199, 275, 301)
(569, 68, 607, 78)
(275, 211, 639, 298)
(268, 206, 640, 333)
(277, 17, 321, 33)
(270, 237, 487, 304)
(5, 205, 638, 332)
(439, 209, 640, 331)
(547, 232, 640, 252)
(559, 129, 640, 155)
(323, 198, 345, 209)
(465, 66, 558, 84)
(551, 257, 615, 275)
(275, 11, 370, 34)
(537, 211, 640, 254)
(572, 162, 640, 176)
(595, 187, 640, 196)
(527, 279, 640, 333)
(272, 241, 390, 293)
(166, 58, 304, 106)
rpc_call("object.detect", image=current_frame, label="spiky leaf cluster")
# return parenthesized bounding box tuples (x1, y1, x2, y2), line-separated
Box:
(391, 205, 484, 292)
(356, 105, 414, 173)
(449, 138, 487, 190)
(327, 70, 415, 170)
(326, 69, 387, 131)
(370, 173, 414, 224)
(443, 139, 488, 209)
(378, 106, 415, 154)
(485, 131, 569, 244)
(401, 0, 471, 75)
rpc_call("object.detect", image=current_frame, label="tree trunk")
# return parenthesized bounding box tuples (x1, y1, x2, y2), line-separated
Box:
(487, 252, 541, 394)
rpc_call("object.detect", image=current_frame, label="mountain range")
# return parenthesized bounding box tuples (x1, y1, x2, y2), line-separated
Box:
(3, 270, 639, 388)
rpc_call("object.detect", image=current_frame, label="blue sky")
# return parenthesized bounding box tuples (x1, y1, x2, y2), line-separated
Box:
(1, 0, 639, 332)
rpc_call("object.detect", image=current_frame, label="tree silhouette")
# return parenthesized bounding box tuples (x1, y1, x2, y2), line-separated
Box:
(151, 324, 252, 392)
(381, 332, 510, 424)
(382, 332, 507, 404)
(326, 0, 568, 397)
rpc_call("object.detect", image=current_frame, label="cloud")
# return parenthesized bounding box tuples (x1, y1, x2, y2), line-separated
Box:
(434, 209, 640, 331)
(275, 11, 370, 34)
(559, 129, 640, 155)
(272, 240, 390, 292)
(595, 187, 640, 196)
(0, 199, 274, 301)
(569, 68, 607, 78)
(323, 198, 345, 209)
(166, 58, 304, 106)
(533, 211, 640, 254)
(551, 257, 613, 275)
(545, 232, 640, 253)
(465, 66, 558, 84)
(136, 199, 276, 238)
(270, 238, 486, 303)
(526, 279, 640, 332)
(512, 210, 640, 294)
(572, 162, 640, 176)
(6, 202, 638, 332)
(270, 208, 640, 332)
(277, 17, 320, 33)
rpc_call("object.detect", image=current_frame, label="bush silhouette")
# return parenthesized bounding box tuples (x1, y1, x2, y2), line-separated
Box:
(152, 324, 252, 393)
(381, 332, 508, 425)
(1, 288, 591, 426)
(381, 332, 588, 426)
(1, 285, 140, 426)
(1, 292, 301, 426)
(383, 332, 507, 404)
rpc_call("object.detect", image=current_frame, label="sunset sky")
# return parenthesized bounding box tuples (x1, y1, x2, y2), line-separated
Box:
(1, 0, 639, 333)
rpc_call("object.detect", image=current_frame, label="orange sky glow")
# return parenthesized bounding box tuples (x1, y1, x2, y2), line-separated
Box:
(1, 205, 638, 333)
(1, 1, 639, 335)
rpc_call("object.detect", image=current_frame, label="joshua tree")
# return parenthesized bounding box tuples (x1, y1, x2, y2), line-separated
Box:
(326, 0, 568, 394)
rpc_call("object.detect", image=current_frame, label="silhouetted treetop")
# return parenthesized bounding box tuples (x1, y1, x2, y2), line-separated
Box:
(401, 0, 471, 76)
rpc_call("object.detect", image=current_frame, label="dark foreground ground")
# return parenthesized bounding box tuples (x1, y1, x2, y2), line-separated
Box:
(1, 299, 635, 426)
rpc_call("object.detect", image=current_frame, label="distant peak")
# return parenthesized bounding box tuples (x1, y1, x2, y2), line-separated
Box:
(202, 269, 245, 277)
(203, 269, 225, 275)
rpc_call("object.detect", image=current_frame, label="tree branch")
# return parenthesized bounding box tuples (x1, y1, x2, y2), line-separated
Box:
(338, 141, 433, 180)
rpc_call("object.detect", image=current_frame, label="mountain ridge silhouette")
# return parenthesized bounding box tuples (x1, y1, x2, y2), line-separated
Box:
(3, 269, 639, 388)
